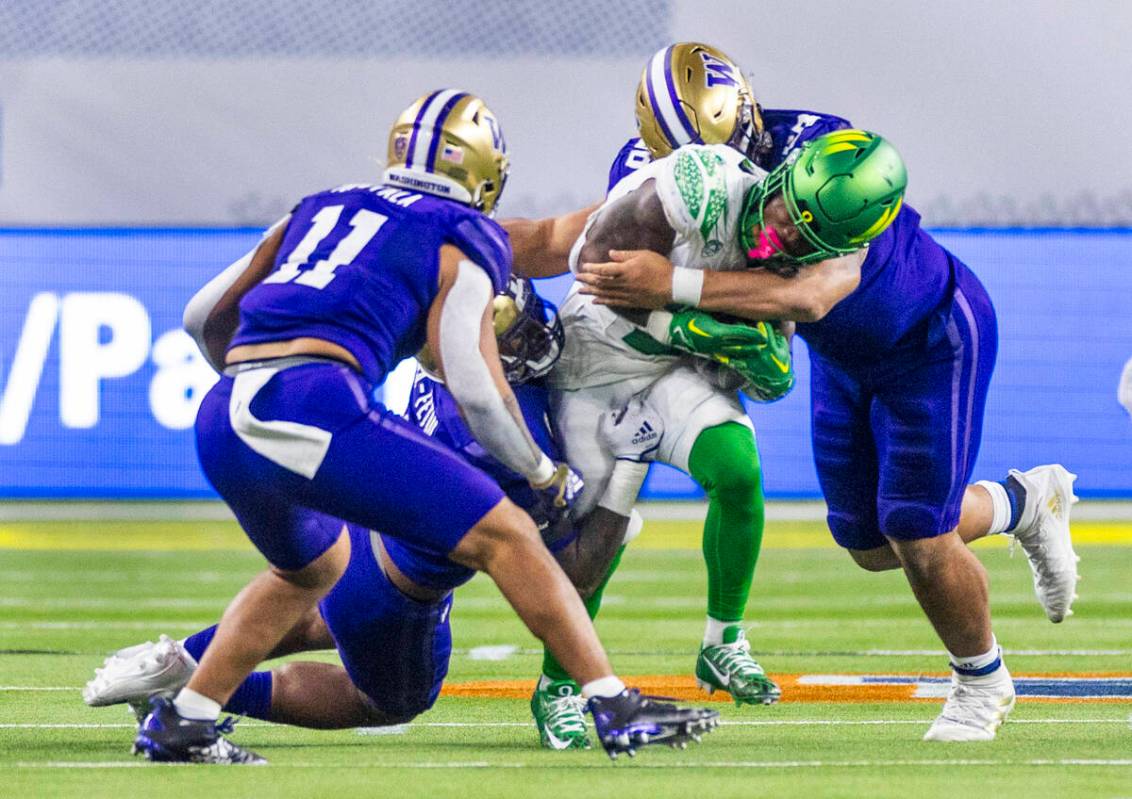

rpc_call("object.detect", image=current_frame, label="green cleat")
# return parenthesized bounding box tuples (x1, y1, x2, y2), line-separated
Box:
(695, 628, 781, 706)
(530, 677, 591, 750)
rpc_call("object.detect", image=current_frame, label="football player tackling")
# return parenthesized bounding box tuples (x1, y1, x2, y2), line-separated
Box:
(128, 90, 717, 763)
(577, 63, 1081, 741)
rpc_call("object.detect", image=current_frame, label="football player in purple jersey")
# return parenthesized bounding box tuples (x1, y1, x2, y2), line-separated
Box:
(128, 90, 717, 764)
(570, 46, 1081, 742)
(86, 278, 645, 749)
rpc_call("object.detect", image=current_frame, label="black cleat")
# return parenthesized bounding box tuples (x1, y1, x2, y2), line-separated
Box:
(587, 689, 720, 759)
(132, 696, 266, 764)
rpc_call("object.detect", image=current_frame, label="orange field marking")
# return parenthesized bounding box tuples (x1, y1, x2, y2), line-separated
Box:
(441, 673, 1132, 703)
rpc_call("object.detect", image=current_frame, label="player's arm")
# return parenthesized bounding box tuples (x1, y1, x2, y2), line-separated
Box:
(499, 202, 601, 278)
(576, 180, 675, 269)
(576, 248, 864, 323)
(555, 506, 639, 598)
(182, 216, 290, 371)
(429, 244, 572, 495)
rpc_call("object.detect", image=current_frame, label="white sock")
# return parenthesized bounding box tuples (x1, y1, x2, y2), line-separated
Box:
(703, 616, 739, 646)
(581, 675, 626, 699)
(949, 636, 1004, 681)
(173, 687, 221, 721)
(976, 480, 1012, 535)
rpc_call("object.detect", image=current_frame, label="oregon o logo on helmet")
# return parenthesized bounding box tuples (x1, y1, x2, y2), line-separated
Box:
(785, 129, 908, 261)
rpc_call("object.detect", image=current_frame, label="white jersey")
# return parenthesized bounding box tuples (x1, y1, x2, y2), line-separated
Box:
(550, 144, 766, 390)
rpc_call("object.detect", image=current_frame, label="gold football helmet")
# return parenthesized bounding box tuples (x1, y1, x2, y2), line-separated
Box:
(384, 90, 509, 215)
(635, 42, 767, 161)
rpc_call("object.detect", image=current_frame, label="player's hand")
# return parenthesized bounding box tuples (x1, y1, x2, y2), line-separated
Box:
(530, 462, 585, 527)
(577, 250, 674, 309)
(666, 309, 769, 359)
(724, 322, 795, 402)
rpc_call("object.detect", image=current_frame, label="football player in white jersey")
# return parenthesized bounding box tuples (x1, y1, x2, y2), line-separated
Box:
(502, 46, 904, 750)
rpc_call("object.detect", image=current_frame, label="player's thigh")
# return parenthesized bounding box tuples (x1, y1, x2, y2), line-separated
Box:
(644, 363, 752, 473)
(318, 527, 453, 722)
(809, 357, 885, 550)
(873, 298, 996, 539)
(198, 361, 505, 566)
(195, 371, 348, 571)
(309, 409, 507, 558)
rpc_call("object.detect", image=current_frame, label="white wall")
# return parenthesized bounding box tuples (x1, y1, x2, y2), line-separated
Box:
(0, 0, 1127, 225)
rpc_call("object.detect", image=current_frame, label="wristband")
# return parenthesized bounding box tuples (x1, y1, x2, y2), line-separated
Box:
(644, 310, 674, 345)
(671, 266, 704, 306)
(598, 460, 648, 517)
(622, 508, 644, 545)
(530, 454, 556, 486)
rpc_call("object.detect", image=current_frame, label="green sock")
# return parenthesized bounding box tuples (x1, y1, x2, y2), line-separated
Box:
(688, 422, 766, 623)
(540, 545, 626, 683)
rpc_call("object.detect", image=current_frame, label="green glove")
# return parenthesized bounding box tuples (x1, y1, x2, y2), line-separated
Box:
(663, 308, 770, 358)
(719, 322, 795, 402)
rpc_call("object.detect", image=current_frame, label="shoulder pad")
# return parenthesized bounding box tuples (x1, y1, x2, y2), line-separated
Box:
(760, 109, 854, 168)
(607, 137, 653, 193)
(448, 213, 512, 293)
(669, 146, 731, 242)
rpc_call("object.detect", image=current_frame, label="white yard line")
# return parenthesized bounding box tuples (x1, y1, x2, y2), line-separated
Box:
(1, 719, 1127, 729)
(8, 758, 1132, 770)
(3, 644, 1130, 655)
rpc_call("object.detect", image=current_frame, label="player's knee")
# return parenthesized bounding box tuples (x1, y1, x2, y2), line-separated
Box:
(271, 526, 351, 591)
(887, 533, 962, 576)
(847, 546, 900, 572)
(713, 459, 762, 504)
(358, 688, 436, 726)
(359, 702, 421, 727)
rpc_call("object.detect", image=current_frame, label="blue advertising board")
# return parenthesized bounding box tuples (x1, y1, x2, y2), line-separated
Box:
(1, 228, 1130, 499)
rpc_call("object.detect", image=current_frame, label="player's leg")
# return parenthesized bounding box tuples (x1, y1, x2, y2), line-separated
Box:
(135, 366, 367, 763)
(873, 279, 1014, 741)
(268, 527, 456, 728)
(527, 384, 627, 748)
(84, 602, 334, 719)
(639, 365, 779, 704)
(845, 473, 1080, 623)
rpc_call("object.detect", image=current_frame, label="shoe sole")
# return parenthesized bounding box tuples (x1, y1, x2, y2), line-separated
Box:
(695, 677, 780, 706)
(1034, 465, 1080, 623)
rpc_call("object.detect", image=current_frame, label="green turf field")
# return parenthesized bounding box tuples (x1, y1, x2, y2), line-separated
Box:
(2, 517, 1130, 798)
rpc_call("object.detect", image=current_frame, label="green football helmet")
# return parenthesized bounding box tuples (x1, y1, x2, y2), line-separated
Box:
(740, 129, 907, 264)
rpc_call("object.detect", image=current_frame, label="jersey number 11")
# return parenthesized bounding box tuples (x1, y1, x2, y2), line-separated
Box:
(264, 205, 388, 290)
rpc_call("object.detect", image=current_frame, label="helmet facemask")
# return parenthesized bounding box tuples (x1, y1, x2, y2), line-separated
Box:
(492, 277, 564, 384)
(740, 131, 908, 268)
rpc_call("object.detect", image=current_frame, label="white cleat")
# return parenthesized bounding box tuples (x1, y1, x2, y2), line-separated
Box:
(1007, 464, 1080, 622)
(83, 634, 197, 711)
(923, 666, 1016, 742)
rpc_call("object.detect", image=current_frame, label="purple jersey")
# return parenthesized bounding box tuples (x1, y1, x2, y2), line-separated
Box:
(231, 183, 511, 385)
(605, 110, 971, 367)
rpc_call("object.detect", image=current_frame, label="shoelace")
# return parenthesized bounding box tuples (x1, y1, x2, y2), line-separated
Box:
(545, 694, 587, 733)
(708, 638, 766, 679)
(937, 681, 1003, 728)
(215, 715, 242, 735)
